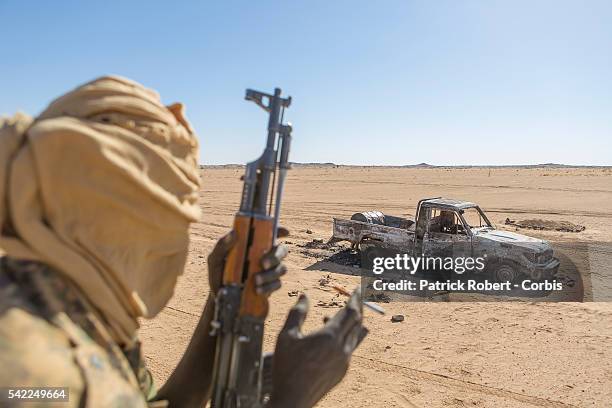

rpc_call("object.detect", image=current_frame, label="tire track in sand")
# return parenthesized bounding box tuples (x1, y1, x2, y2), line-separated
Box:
(352, 355, 578, 408)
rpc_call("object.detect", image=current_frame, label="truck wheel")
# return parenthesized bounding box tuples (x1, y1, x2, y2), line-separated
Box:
(363, 245, 377, 262)
(492, 263, 519, 283)
(361, 244, 381, 270)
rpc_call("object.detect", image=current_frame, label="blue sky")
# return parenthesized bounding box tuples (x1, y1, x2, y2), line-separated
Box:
(1, 1, 610, 165)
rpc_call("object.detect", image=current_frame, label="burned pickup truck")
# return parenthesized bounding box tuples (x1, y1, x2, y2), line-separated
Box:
(332, 198, 560, 282)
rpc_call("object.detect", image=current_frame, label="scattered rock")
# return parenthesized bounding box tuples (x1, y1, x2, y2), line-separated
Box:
(299, 249, 327, 259)
(288, 290, 300, 297)
(306, 229, 313, 234)
(367, 293, 392, 303)
(296, 240, 360, 267)
(391, 315, 405, 323)
(558, 276, 576, 288)
(299, 239, 333, 249)
(317, 294, 344, 308)
(325, 249, 360, 267)
(318, 274, 332, 287)
(504, 218, 585, 233)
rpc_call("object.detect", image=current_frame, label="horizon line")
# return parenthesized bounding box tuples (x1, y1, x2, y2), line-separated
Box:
(200, 162, 612, 168)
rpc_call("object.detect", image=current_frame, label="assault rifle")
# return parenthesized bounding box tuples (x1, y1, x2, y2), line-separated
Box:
(210, 88, 292, 408)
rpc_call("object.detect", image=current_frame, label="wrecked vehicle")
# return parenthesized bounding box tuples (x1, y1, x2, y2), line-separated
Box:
(332, 197, 560, 282)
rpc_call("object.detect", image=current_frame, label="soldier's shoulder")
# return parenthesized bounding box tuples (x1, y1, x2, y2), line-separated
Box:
(0, 301, 85, 407)
(0, 260, 150, 407)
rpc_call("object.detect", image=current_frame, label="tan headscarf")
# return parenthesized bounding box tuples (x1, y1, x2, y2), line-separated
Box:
(0, 76, 201, 344)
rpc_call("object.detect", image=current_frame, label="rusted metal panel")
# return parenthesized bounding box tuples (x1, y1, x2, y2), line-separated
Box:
(333, 218, 413, 251)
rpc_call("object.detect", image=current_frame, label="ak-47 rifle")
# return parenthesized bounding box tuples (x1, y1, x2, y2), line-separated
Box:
(210, 88, 292, 408)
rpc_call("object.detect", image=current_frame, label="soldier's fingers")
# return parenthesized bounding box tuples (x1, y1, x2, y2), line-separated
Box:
(277, 226, 290, 238)
(255, 280, 282, 295)
(261, 245, 288, 270)
(327, 292, 363, 340)
(343, 325, 368, 355)
(343, 323, 360, 354)
(255, 265, 287, 286)
(281, 294, 309, 336)
(341, 288, 367, 351)
(356, 327, 369, 349)
(347, 287, 364, 313)
(338, 308, 361, 341)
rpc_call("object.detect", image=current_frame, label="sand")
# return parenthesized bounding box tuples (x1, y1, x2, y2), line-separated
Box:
(140, 166, 612, 408)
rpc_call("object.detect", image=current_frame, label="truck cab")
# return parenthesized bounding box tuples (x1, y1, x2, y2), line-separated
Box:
(414, 198, 486, 258)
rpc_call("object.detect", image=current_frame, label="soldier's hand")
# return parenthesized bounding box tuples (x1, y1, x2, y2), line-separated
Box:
(207, 229, 289, 296)
(268, 289, 368, 408)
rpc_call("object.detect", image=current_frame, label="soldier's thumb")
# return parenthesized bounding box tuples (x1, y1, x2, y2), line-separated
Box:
(281, 293, 309, 336)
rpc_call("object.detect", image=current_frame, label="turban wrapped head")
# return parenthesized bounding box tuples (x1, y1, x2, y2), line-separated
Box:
(0, 76, 201, 344)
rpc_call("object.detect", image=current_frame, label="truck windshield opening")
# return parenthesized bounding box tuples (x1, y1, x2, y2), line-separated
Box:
(462, 207, 492, 230)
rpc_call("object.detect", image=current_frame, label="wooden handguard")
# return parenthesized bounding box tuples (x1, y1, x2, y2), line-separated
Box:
(223, 214, 274, 319)
(223, 214, 251, 284)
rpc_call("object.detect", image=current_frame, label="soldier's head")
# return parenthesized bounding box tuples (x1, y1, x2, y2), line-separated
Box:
(0, 76, 201, 343)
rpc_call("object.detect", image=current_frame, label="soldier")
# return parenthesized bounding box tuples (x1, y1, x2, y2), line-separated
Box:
(0, 76, 366, 407)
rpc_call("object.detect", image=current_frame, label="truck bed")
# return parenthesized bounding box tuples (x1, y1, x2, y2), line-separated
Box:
(332, 215, 414, 250)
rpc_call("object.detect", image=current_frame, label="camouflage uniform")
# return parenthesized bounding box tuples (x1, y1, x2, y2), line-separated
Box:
(0, 257, 165, 408)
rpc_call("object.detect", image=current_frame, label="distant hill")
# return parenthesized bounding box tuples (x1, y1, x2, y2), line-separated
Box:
(200, 162, 611, 169)
(402, 163, 435, 168)
(199, 164, 243, 169)
(290, 162, 337, 168)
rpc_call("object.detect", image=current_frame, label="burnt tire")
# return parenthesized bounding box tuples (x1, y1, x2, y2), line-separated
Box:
(492, 263, 519, 283)
(361, 244, 381, 270)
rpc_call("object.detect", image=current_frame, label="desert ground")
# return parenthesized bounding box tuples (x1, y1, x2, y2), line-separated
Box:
(140, 166, 612, 408)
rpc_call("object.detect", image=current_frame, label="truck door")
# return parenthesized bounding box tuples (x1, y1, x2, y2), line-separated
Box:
(421, 208, 473, 259)
(448, 212, 473, 259)
(414, 206, 430, 256)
